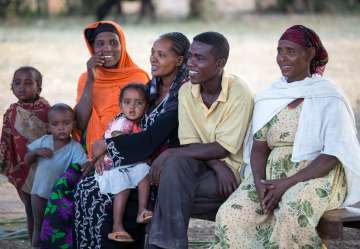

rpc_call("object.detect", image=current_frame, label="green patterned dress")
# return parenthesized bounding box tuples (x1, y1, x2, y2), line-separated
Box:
(212, 103, 347, 249)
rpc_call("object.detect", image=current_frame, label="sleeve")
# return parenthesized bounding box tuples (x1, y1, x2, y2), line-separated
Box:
(215, 91, 254, 155)
(106, 110, 178, 165)
(27, 135, 45, 151)
(178, 88, 202, 145)
(71, 142, 89, 166)
(254, 125, 269, 141)
(0, 111, 11, 172)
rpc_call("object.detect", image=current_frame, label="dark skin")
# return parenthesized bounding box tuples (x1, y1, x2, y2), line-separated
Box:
(149, 41, 238, 198)
(75, 31, 122, 131)
(252, 39, 339, 214)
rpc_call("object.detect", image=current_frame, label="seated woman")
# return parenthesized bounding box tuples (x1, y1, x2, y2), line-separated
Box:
(74, 31, 190, 249)
(75, 20, 149, 158)
(212, 25, 360, 249)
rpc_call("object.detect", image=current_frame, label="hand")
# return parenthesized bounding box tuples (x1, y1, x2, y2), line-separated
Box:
(92, 139, 107, 159)
(81, 160, 95, 178)
(87, 52, 105, 79)
(150, 149, 174, 186)
(261, 178, 291, 214)
(35, 148, 53, 159)
(94, 154, 106, 175)
(209, 160, 238, 197)
(254, 178, 272, 211)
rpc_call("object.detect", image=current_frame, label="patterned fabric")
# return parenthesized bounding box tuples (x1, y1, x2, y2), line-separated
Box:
(40, 163, 82, 249)
(0, 97, 50, 190)
(212, 103, 346, 249)
(279, 25, 328, 75)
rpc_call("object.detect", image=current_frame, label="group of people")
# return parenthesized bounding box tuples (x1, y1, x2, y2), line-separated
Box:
(1, 20, 360, 249)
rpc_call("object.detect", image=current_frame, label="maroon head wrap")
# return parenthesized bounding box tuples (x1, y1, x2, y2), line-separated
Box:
(279, 25, 328, 75)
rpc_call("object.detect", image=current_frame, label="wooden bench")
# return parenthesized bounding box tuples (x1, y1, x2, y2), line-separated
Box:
(192, 201, 360, 242)
(317, 201, 360, 241)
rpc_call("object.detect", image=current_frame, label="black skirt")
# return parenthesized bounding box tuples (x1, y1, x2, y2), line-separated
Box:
(74, 175, 145, 249)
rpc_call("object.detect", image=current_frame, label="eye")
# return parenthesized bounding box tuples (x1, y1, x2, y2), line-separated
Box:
(110, 39, 118, 47)
(122, 99, 131, 105)
(95, 40, 104, 48)
(135, 100, 144, 107)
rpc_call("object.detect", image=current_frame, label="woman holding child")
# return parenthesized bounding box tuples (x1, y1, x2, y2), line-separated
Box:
(212, 25, 360, 249)
(73, 21, 190, 248)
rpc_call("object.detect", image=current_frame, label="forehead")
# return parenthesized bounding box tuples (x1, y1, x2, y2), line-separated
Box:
(278, 40, 305, 51)
(95, 32, 120, 42)
(14, 70, 35, 80)
(123, 88, 145, 98)
(49, 109, 74, 121)
(153, 38, 173, 50)
(189, 41, 214, 57)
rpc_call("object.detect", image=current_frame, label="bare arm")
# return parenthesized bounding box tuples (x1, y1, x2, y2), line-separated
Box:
(24, 148, 53, 165)
(261, 154, 339, 213)
(250, 139, 271, 183)
(74, 53, 105, 130)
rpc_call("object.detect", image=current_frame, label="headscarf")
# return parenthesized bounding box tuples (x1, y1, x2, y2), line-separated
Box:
(0, 97, 50, 190)
(279, 25, 328, 75)
(75, 21, 149, 157)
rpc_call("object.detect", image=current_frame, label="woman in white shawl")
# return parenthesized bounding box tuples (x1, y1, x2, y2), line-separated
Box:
(212, 25, 360, 249)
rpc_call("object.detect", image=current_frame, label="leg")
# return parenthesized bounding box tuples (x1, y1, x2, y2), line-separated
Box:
(31, 194, 47, 247)
(148, 156, 213, 249)
(137, 175, 153, 223)
(113, 189, 131, 232)
(96, 0, 121, 21)
(17, 190, 34, 241)
(211, 176, 272, 249)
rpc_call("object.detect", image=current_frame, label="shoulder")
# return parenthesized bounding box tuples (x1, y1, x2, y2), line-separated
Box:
(3, 104, 16, 118)
(226, 74, 254, 103)
(70, 139, 86, 152)
(178, 81, 192, 97)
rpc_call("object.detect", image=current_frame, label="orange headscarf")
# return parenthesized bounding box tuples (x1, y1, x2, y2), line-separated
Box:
(75, 21, 149, 157)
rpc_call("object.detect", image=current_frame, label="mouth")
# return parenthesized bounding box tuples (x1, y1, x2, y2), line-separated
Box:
(151, 65, 158, 72)
(189, 70, 200, 77)
(280, 65, 292, 71)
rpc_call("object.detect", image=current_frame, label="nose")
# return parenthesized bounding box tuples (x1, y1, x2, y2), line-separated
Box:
(150, 54, 157, 64)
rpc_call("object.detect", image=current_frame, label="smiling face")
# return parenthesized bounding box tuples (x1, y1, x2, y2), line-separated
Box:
(150, 38, 183, 79)
(48, 110, 74, 141)
(187, 41, 222, 85)
(11, 70, 41, 103)
(93, 32, 121, 68)
(120, 88, 147, 123)
(277, 40, 314, 83)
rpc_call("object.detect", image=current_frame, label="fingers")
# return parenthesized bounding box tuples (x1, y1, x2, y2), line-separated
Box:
(261, 179, 275, 189)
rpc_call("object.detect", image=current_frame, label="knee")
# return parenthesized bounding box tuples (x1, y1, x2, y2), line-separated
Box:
(162, 155, 196, 177)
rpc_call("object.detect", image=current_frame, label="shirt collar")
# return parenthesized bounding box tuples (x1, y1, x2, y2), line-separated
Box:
(190, 72, 229, 103)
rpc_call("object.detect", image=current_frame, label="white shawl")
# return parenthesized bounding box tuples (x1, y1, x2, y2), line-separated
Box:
(243, 74, 360, 207)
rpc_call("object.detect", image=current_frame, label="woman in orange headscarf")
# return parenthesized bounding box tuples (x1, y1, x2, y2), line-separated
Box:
(74, 21, 149, 157)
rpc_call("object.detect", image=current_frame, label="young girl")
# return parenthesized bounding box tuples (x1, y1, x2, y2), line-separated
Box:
(24, 103, 88, 248)
(94, 83, 153, 243)
(0, 66, 50, 242)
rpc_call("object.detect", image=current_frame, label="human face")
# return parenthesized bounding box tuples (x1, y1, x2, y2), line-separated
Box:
(93, 32, 121, 68)
(150, 38, 182, 78)
(187, 41, 221, 85)
(277, 40, 313, 83)
(120, 89, 147, 122)
(12, 70, 40, 103)
(48, 110, 74, 141)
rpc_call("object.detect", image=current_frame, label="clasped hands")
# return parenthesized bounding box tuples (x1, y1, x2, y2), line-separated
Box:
(255, 178, 292, 214)
(81, 139, 107, 177)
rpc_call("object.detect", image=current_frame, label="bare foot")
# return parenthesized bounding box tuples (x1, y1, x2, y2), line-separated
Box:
(136, 209, 153, 223)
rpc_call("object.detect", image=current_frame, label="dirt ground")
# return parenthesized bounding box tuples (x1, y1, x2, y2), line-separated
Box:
(1, 14, 360, 248)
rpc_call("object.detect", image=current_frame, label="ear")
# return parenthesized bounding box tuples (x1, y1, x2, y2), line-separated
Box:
(176, 56, 184, 67)
(216, 58, 226, 70)
(307, 47, 316, 62)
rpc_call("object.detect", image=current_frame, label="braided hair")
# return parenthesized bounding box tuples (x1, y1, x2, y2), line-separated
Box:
(159, 32, 190, 62)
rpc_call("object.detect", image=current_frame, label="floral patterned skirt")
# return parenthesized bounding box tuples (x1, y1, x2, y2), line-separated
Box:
(40, 163, 82, 249)
(211, 146, 347, 249)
